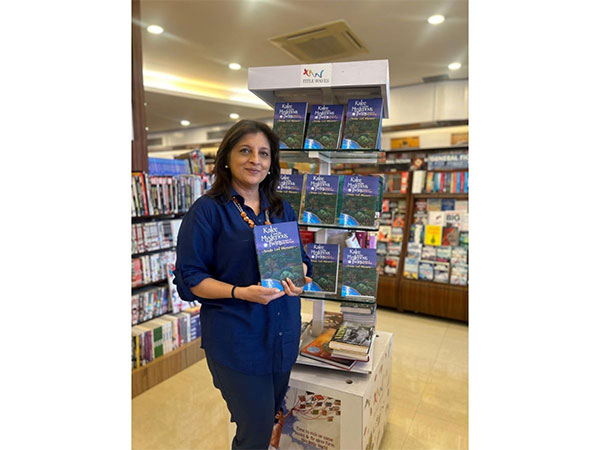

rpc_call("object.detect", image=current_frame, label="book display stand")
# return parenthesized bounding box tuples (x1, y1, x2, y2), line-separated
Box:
(248, 60, 394, 450)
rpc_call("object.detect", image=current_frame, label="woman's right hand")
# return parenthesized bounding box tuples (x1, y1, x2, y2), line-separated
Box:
(237, 284, 285, 305)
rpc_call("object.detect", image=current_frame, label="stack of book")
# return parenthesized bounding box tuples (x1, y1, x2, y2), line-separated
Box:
(329, 321, 375, 363)
(340, 302, 377, 326)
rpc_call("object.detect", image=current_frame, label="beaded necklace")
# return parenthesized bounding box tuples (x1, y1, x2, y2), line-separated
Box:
(231, 196, 270, 229)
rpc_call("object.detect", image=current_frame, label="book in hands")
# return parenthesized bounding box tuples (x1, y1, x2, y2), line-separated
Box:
(276, 173, 305, 219)
(338, 175, 380, 228)
(329, 321, 375, 354)
(341, 98, 384, 149)
(304, 104, 345, 149)
(253, 221, 305, 291)
(341, 248, 378, 299)
(300, 174, 340, 225)
(304, 243, 339, 294)
(272, 102, 308, 149)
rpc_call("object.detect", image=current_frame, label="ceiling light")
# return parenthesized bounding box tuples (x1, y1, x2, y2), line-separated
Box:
(229, 113, 240, 120)
(427, 15, 445, 25)
(180, 120, 191, 126)
(147, 25, 164, 35)
(145, 127, 149, 131)
(448, 62, 462, 70)
(228, 63, 241, 71)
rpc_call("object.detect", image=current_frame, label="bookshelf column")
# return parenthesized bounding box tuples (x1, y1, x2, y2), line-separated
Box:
(131, 0, 148, 173)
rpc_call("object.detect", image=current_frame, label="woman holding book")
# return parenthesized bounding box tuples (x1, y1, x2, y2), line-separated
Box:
(174, 119, 312, 450)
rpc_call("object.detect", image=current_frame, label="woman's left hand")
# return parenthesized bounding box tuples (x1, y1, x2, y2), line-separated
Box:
(282, 276, 312, 296)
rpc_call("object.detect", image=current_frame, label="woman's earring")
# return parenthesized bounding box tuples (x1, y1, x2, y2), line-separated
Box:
(268, 171, 271, 175)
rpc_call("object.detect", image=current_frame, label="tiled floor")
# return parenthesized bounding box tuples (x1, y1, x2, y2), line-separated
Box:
(132, 300, 468, 450)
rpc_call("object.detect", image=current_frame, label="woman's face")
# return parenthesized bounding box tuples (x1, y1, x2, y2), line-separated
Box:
(228, 131, 272, 190)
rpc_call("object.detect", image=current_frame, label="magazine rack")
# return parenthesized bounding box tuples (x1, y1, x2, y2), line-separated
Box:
(249, 60, 390, 338)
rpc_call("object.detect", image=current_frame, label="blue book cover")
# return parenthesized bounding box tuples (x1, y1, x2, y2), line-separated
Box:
(253, 221, 305, 291)
(272, 102, 308, 149)
(300, 174, 340, 225)
(276, 174, 305, 219)
(341, 248, 378, 299)
(341, 98, 384, 149)
(464, 172, 469, 193)
(304, 104, 345, 149)
(441, 199, 455, 211)
(339, 175, 380, 227)
(304, 243, 339, 294)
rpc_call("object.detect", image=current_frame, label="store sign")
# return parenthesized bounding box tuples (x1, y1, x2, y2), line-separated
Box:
(300, 64, 333, 86)
(427, 152, 469, 170)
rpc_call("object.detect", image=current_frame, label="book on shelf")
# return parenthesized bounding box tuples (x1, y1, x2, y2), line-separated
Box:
(451, 247, 468, 265)
(387, 241, 402, 255)
(300, 174, 340, 225)
(167, 263, 185, 314)
(376, 241, 387, 255)
(338, 175, 380, 227)
(272, 102, 308, 149)
(433, 262, 450, 283)
(383, 256, 400, 275)
(418, 261, 434, 281)
(341, 98, 383, 149)
(299, 327, 357, 370)
(427, 198, 442, 211)
(377, 225, 391, 242)
(303, 243, 339, 294)
(421, 245, 437, 261)
(303, 104, 345, 149)
(424, 225, 442, 246)
(329, 321, 374, 354)
(182, 306, 202, 341)
(444, 212, 462, 228)
(428, 211, 445, 226)
(253, 221, 305, 290)
(276, 173, 305, 219)
(455, 200, 468, 211)
(409, 224, 424, 244)
(442, 226, 460, 247)
(403, 257, 419, 279)
(341, 248, 378, 299)
(406, 242, 423, 259)
(459, 231, 469, 248)
(386, 172, 409, 193)
(459, 212, 469, 232)
(411, 170, 426, 194)
(436, 246, 452, 263)
(450, 264, 468, 286)
(441, 199, 455, 211)
(330, 348, 370, 362)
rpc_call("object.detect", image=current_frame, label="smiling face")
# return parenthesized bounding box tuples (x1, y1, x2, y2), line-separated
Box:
(228, 131, 272, 191)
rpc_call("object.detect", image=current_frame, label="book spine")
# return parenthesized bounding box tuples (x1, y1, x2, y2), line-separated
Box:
(464, 172, 468, 193)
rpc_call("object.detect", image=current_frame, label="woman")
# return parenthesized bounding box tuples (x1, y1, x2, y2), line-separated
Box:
(174, 119, 312, 450)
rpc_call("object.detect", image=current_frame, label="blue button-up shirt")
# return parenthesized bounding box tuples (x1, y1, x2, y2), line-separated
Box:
(173, 188, 313, 375)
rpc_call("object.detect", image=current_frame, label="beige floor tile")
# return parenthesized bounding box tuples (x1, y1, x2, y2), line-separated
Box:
(428, 360, 468, 396)
(379, 421, 411, 450)
(436, 338, 468, 368)
(416, 383, 468, 426)
(402, 412, 468, 450)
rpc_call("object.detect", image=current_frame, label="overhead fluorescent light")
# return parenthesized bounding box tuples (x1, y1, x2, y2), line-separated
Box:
(228, 63, 241, 70)
(147, 25, 164, 35)
(428, 15, 445, 25)
(180, 120, 191, 126)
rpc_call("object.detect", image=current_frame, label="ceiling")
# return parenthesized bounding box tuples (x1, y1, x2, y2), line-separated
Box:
(139, 0, 468, 134)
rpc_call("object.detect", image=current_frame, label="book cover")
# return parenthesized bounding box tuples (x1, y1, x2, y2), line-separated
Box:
(276, 173, 305, 219)
(414, 198, 428, 213)
(445, 211, 462, 228)
(413, 212, 428, 226)
(427, 198, 442, 211)
(341, 248, 378, 299)
(442, 226, 460, 246)
(436, 246, 452, 263)
(300, 327, 357, 370)
(303, 243, 339, 294)
(403, 257, 419, 279)
(459, 231, 469, 248)
(304, 104, 345, 149)
(460, 212, 469, 232)
(378, 225, 391, 242)
(434, 262, 450, 283)
(450, 264, 468, 286)
(254, 221, 305, 291)
(329, 321, 374, 354)
(340, 302, 376, 315)
(441, 199, 456, 211)
(300, 174, 340, 225)
(411, 170, 426, 193)
(338, 175, 380, 227)
(421, 245, 437, 261)
(451, 247, 468, 265)
(383, 256, 400, 275)
(331, 348, 370, 362)
(272, 102, 308, 149)
(409, 224, 424, 244)
(407, 242, 423, 259)
(424, 225, 443, 246)
(341, 98, 383, 149)
(428, 211, 445, 226)
(418, 261, 434, 281)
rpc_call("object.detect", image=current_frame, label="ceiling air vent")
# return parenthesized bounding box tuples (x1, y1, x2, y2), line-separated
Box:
(422, 74, 450, 83)
(147, 137, 164, 147)
(269, 20, 368, 63)
(207, 129, 228, 141)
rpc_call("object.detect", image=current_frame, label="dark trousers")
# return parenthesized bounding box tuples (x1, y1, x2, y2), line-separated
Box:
(206, 355, 292, 450)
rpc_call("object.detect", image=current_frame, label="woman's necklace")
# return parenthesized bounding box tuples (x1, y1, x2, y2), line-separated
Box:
(231, 196, 270, 228)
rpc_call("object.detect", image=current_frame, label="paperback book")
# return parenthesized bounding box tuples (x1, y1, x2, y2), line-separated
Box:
(436, 246, 452, 263)
(442, 227, 460, 247)
(424, 225, 443, 246)
(253, 221, 305, 291)
(451, 247, 468, 265)
(341, 98, 384, 149)
(339, 175, 380, 227)
(304, 104, 345, 149)
(445, 212, 462, 228)
(418, 261, 434, 281)
(300, 327, 357, 370)
(450, 264, 468, 286)
(301, 174, 340, 225)
(303, 243, 339, 294)
(422, 245, 437, 261)
(341, 248, 378, 299)
(459, 231, 469, 248)
(403, 257, 419, 279)
(340, 302, 376, 315)
(428, 211, 445, 226)
(329, 321, 375, 354)
(406, 243, 423, 259)
(434, 262, 450, 283)
(272, 102, 308, 149)
(276, 173, 305, 219)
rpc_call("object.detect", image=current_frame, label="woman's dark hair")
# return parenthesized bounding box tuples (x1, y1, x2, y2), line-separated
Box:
(206, 119, 284, 217)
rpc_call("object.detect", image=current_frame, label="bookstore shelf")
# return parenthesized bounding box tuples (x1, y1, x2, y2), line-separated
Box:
(412, 193, 469, 199)
(132, 212, 186, 223)
(279, 148, 382, 165)
(402, 278, 468, 291)
(132, 278, 168, 291)
(382, 192, 408, 199)
(300, 221, 381, 233)
(384, 145, 468, 154)
(131, 246, 177, 259)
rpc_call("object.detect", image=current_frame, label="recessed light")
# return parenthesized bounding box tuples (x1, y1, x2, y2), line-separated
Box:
(180, 120, 191, 126)
(229, 113, 240, 120)
(145, 127, 149, 131)
(228, 63, 241, 71)
(147, 25, 164, 35)
(448, 62, 461, 70)
(428, 15, 445, 25)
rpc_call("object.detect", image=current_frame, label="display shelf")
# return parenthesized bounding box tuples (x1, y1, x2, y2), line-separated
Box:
(382, 192, 407, 199)
(279, 148, 382, 165)
(301, 290, 377, 305)
(132, 212, 186, 223)
(248, 59, 390, 118)
(131, 246, 176, 258)
(132, 278, 168, 291)
(300, 221, 380, 232)
(384, 145, 468, 154)
(412, 193, 468, 199)
(132, 338, 204, 398)
(401, 278, 468, 291)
